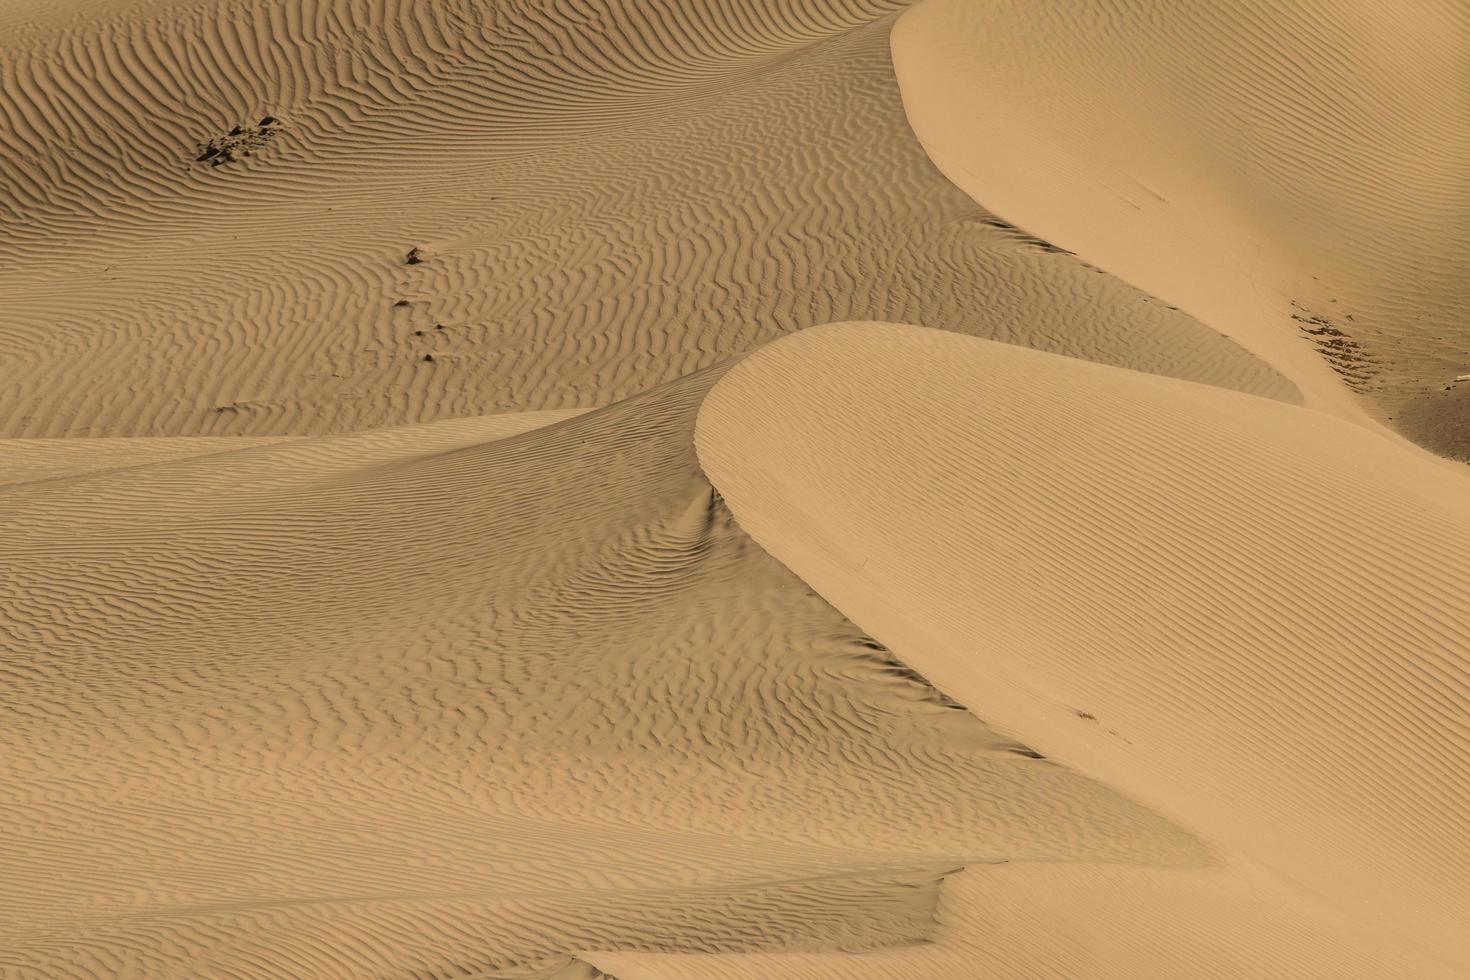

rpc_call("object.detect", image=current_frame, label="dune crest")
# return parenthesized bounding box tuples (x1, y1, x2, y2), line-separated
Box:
(696, 322, 1470, 971)
(892, 0, 1470, 456)
(2, 364, 1206, 977)
(5, 0, 1463, 974)
(0, 0, 1291, 439)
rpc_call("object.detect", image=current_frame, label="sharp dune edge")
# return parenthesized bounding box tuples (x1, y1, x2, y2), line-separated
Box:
(695, 322, 1470, 976)
(3, 378, 1203, 976)
(0, 0, 1293, 439)
(2, 0, 1467, 977)
(891, 0, 1470, 456)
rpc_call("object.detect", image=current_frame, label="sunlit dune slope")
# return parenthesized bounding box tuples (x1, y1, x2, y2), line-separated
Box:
(0, 435, 297, 486)
(893, 0, 1470, 457)
(697, 322, 1470, 971)
(0, 369, 1199, 978)
(590, 863, 1461, 979)
(5, 0, 1463, 975)
(0, 0, 1292, 439)
(0, 410, 577, 487)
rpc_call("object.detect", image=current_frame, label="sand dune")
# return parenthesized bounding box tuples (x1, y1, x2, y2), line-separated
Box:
(0, 435, 298, 486)
(697, 321, 1470, 972)
(591, 863, 1460, 979)
(0, 410, 577, 489)
(0, 0, 1290, 440)
(2, 371, 1204, 977)
(5, 0, 1467, 975)
(892, 0, 1470, 456)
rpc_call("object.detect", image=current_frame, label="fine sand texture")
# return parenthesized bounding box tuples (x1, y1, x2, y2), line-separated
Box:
(590, 863, 1462, 980)
(0, 0, 1292, 440)
(2, 379, 1205, 977)
(892, 0, 1470, 456)
(4, 0, 1468, 976)
(697, 321, 1470, 975)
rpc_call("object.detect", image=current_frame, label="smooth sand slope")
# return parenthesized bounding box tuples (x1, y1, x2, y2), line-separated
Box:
(697, 322, 1470, 974)
(4, 0, 1464, 975)
(0, 436, 299, 486)
(0, 0, 1292, 439)
(893, 0, 1470, 456)
(1, 374, 1204, 977)
(0, 411, 574, 487)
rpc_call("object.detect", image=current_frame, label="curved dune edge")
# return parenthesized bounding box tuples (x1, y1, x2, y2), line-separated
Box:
(0, 0, 1295, 440)
(0, 435, 299, 486)
(586, 864, 1458, 980)
(0, 409, 584, 488)
(695, 322, 1470, 972)
(891, 0, 1470, 455)
(3, 365, 1209, 977)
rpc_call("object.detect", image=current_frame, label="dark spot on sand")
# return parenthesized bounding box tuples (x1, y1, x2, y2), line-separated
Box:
(193, 118, 284, 168)
(1290, 302, 1378, 391)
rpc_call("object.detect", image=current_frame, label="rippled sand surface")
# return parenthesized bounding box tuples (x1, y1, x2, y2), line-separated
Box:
(3, 1, 1466, 977)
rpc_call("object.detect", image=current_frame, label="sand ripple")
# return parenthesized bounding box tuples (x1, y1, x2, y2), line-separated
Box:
(697, 321, 1470, 972)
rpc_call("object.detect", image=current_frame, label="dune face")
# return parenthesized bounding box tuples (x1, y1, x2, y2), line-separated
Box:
(696, 322, 1470, 973)
(6, 0, 1469, 975)
(590, 864, 1462, 980)
(2, 374, 1207, 976)
(892, 0, 1470, 455)
(0, 436, 299, 486)
(0, 0, 1293, 439)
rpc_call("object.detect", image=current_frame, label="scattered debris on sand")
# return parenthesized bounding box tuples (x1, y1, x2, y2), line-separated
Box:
(195, 117, 283, 167)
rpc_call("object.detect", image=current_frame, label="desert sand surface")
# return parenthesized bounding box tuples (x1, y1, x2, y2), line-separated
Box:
(590, 864, 1461, 980)
(3, 0, 1467, 977)
(892, 0, 1470, 456)
(0, 0, 1293, 439)
(3, 381, 1206, 976)
(697, 322, 1470, 975)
